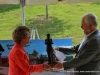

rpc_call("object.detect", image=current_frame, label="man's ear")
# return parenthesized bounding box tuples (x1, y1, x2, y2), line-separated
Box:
(90, 23, 96, 30)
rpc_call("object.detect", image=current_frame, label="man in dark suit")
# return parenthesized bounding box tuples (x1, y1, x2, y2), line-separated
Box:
(53, 12, 100, 75)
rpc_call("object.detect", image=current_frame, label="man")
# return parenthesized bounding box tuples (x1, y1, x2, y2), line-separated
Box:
(53, 13, 100, 75)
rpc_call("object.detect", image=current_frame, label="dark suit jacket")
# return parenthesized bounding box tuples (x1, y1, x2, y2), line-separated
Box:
(59, 30, 100, 75)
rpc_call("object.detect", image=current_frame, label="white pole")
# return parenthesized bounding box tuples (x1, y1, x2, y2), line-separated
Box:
(35, 28, 40, 39)
(30, 28, 33, 40)
(20, 0, 25, 26)
(21, 6, 25, 26)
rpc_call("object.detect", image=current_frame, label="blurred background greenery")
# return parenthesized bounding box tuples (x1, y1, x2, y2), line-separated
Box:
(0, 2, 100, 45)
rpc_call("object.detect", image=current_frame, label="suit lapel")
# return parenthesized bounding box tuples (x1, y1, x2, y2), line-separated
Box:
(77, 40, 87, 56)
(76, 30, 99, 56)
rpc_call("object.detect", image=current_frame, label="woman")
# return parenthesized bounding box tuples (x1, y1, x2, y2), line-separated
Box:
(8, 26, 51, 75)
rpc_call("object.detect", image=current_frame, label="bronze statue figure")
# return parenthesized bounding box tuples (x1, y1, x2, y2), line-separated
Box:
(45, 34, 57, 66)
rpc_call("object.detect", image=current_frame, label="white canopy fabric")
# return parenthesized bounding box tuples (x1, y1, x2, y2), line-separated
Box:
(25, 0, 58, 6)
(0, 0, 100, 5)
(0, 0, 20, 4)
(65, 0, 100, 3)
(0, 0, 58, 5)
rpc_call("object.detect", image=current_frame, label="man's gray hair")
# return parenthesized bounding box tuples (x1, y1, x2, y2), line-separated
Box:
(82, 12, 98, 27)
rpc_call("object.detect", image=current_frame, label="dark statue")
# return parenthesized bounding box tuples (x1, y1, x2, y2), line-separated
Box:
(45, 34, 57, 66)
(0, 44, 4, 64)
(0, 44, 5, 59)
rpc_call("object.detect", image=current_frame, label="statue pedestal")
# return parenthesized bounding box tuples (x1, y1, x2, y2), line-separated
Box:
(48, 62, 57, 67)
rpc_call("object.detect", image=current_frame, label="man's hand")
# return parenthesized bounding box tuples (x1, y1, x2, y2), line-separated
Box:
(53, 61, 63, 69)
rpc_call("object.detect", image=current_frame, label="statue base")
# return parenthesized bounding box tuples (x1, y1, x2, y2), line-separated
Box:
(48, 62, 57, 67)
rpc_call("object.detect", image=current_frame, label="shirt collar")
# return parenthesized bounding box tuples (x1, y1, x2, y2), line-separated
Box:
(84, 29, 97, 39)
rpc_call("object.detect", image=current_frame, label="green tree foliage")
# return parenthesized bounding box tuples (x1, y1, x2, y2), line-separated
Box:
(32, 49, 38, 56)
